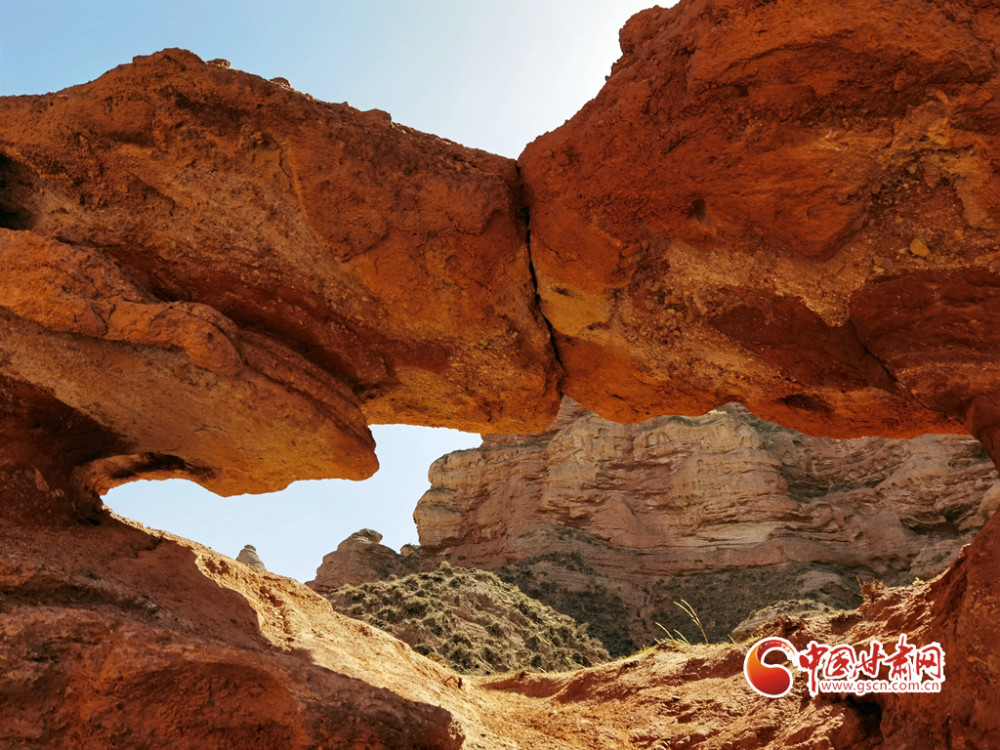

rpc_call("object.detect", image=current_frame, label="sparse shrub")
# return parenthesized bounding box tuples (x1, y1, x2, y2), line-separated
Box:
(377, 607, 399, 625)
(403, 595, 429, 617)
(422, 613, 442, 630)
(449, 643, 478, 671)
(323, 565, 609, 675)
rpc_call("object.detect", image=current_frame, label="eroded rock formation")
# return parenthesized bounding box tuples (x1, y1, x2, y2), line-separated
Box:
(310, 528, 419, 591)
(5, 0, 1000, 502)
(0, 48, 559, 500)
(521, 0, 1000, 449)
(313, 400, 997, 652)
(235, 543, 266, 570)
(4, 0, 1000, 746)
(416, 401, 998, 574)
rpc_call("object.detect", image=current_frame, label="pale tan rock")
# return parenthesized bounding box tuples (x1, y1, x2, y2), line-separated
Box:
(308, 529, 417, 592)
(236, 544, 267, 570)
(417, 400, 997, 573)
(413, 399, 999, 647)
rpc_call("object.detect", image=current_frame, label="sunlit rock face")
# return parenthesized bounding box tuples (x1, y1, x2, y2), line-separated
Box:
(521, 0, 1000, 453)
(409, 399, 998, 649)
(0, 48, 559, 500)
(5, 0, 1000, 746)
(418, 401, 998, 572)
(308, 528, 418, 591)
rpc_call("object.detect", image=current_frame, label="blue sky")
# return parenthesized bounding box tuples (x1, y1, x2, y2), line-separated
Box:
(1, 1, 665, 582)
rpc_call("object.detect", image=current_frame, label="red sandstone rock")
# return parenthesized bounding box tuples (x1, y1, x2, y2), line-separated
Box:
(520, 0, 1000, 445)
(0, 230, 376, 497)
(0, 482, 961, 750)
(0, 48, 560, 498)
(4, 0, 1000, 746)
(0, 510, 469, 749)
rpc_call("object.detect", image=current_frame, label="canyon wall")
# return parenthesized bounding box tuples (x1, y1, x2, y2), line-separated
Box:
(312, 400, 998, 652)
(4, 0, 1000, 746)
(416, 402, 997, 577)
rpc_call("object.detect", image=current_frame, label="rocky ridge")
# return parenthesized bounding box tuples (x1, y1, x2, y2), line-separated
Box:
(312, 399, 998, 653)
(4, 0, 1000, 745)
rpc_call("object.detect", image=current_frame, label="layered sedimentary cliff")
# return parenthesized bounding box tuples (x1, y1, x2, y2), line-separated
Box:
(313, 400, 997, 651)
(416, 401, 998, 579)
(5, 0, 1000, 746)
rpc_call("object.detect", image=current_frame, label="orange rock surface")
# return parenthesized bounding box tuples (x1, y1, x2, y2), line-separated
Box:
(520, 0, 1000, 445)
(3, 481, 995, 749)
(0, 49, 559, 497)
(3, 0, 1000, 746)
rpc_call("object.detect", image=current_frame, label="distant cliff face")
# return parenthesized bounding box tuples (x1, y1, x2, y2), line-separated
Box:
(404, 400, 999, 651)
(416, 400, 997, 575)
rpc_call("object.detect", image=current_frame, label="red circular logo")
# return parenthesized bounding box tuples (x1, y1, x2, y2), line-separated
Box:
(744, 637, 798, 698)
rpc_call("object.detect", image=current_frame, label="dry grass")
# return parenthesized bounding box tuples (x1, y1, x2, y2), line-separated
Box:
(324, 562, 610, 674)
